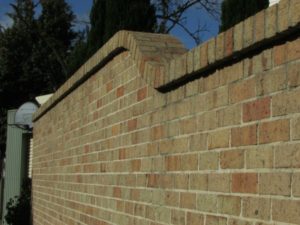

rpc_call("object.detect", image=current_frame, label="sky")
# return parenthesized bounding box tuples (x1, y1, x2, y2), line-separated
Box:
(0, 0, 221, 49)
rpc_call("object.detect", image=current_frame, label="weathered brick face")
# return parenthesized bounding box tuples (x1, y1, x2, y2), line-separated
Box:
(32, 1, 300, 224)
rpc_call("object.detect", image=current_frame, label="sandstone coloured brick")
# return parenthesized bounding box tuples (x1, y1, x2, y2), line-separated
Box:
(199, 152, 219, 170)
(272, 89, 300, 116)
(196, 194, 217, 213)
(242, 197, 271, 220)
(208, 129, 230, 149)
(287, 61, 300, 88)
(208, 173, 231, 193)
(187, 212, 204, 225)
(246, 146, 274, 169)
(218, 195, 241, 216)
(259, 172, 291, 196)
(274, 143, 300, 168)
(220, 149, 244, 169)
(272, 199, 300, 224)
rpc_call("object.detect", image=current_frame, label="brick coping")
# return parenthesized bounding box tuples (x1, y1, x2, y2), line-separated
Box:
(33, 0, 299, 122)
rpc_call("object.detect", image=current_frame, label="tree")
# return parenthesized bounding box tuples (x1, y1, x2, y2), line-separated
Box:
(154, 0, 220, 44)
(87, 0, 156, 56)
(220, 0, 269, 32)
(67, 0, 156, 74)
(5, 179, 32, 225)
(0, 0, 77, 157)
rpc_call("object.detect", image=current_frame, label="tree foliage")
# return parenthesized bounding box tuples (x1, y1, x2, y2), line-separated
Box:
(5, 179, 32, 225)
(0, 0, 76, 157)
(67, 0, 157, 75)
(220, 0, 269, 32)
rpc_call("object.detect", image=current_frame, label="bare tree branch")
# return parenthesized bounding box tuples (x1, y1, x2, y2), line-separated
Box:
(153, 0, 220, 45)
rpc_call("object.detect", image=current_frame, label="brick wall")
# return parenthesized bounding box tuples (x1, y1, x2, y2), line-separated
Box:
(32, 0, 300, 224)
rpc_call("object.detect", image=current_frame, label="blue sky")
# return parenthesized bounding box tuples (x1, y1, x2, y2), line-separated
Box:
(0, 0, 221, 49)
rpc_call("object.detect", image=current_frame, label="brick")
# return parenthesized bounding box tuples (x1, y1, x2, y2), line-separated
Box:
(155, 206, 171, 224)
(246, 146, 274, 169)
(196, 194, 217, 213)
(252, 54, 263, 74)
(206, 216, 227, 225)
(278, 0, 290, 32)
(229, 78, 256, 103)
(116, 86, 124, 97)
(220, 149, 244, 169)
(292, 173, 300, 197)
(289, 0, 300, 27)
(259, 119, 290, 144)
(224, 28, 233, 56)
(137, 86, 147, 101)
(165, 155, 181, 171)
(208, 129, 230, 149)
(204, 71, 220, 91)
(231, 125, 257, 147)
(228, 218, 252, 225)
(207, 38, 216, 64)
(165, 191, 179, 207)
(287, 38, 300, 62)
(181, 153, 198, 171)
(189, 174, 208, 191)
(127, 118, 137, 131)
(160, 174, 173, 189)
(220, 61, 243, 85)
(174, 174, 189, 190)
(171, 209, 185, 225)
(199, 152, 218, 170)
(180, 192, 196, 209)
(254, 10, 265, 42)
(243, 57, 252, 77)
(179, 117, 197, 134)
(218, 195, 241, 216)
(275, 143, 300, 168)
(131, 159, 141, 172)
(259, 172, 291, 196)
(234, 22, 243, 52)
(151, 125, 165, 140)
(244, 16, 254, 48)
(198, 111, 218, 132)
(217, 104, 241, 127)
(262, 48, 272, 71)
(187, 212, 204, 225)
(200, 42, 208, 68)
(265, 5, 277, 38)
(242, 197, 271, 220)
(273, 44, 286, 66)
(287, 62, 300, 88)
(272, 199, 300, 224)
(185, 81, 199, 97)
(273, 89, 300, 116)
(232, 173, 258, 193)
(243, 97, 271, 122)
(216, 32, 224, 60)
(256, 67, 286, 96)
(190, 133, 207, 151)
(292, 117, 300, 140)
(208, 173, 231, 193)
(187, 48, 195, 74)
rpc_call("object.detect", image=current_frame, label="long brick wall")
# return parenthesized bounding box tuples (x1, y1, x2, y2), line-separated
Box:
(32, 0, 300, 224)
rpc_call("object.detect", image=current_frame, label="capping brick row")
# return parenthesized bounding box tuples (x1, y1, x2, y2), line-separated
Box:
(33, 0, 300, 122)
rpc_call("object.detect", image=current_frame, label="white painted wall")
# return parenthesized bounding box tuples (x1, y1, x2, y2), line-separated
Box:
(269, 0, 280, 6)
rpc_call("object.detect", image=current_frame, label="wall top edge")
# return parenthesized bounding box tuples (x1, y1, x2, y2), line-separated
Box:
(33, 0, 300, 122)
